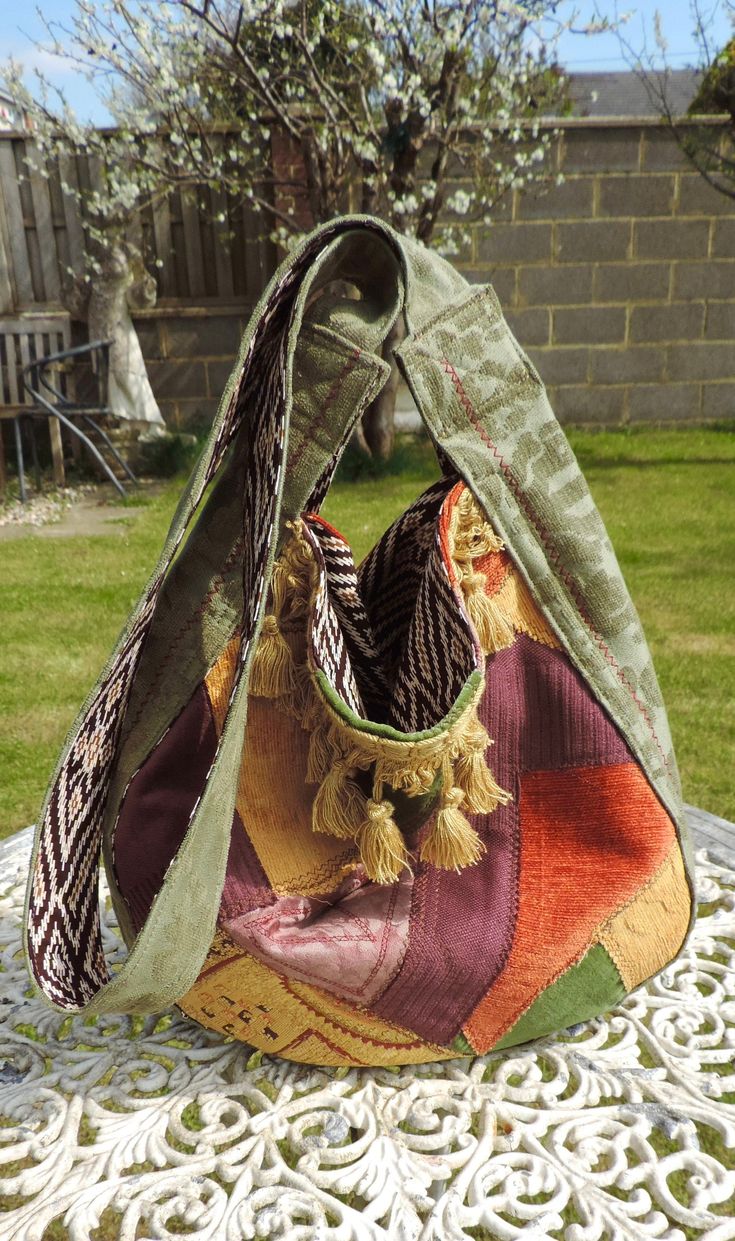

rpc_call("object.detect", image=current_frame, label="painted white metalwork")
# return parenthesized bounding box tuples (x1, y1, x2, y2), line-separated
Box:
(1, 826, 734, 1240)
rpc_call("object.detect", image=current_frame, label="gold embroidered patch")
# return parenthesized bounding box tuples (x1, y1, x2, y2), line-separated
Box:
(180, 930, 450, 1066)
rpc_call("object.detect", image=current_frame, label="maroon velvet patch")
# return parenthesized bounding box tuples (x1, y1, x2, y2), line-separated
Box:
(113, 683, 277, 936)
(221, 810, 278, 921)
(113, 684, 219, 933)
(371, 635, 633, 1044)
(501, 633, 632, 775)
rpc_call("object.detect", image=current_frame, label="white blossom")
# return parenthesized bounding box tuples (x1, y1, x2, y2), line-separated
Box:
(0, 0, 580, 272)
(447, 188, 472, 216)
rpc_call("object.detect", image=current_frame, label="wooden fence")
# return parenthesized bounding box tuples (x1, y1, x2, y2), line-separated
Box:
(2, 120, 733, 432)
(0, 133, 274, 312)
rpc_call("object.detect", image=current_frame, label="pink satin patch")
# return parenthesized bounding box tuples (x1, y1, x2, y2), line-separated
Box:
(223, 868, 413, 1005)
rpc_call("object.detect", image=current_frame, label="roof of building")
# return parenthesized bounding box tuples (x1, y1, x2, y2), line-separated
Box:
(0, 89, 31, 132)
(565, 69, 704, 118)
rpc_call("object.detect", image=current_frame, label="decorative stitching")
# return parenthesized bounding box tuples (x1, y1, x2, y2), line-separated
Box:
(600, 839, 686, 927)
(281, 974, 450, 1051)
(269, 849, 357, 896)
(487, 941, 594, 1047)
(227, 882, 404, 997)
(191, 945, 449, 1052)
(440, 358, 671, 775)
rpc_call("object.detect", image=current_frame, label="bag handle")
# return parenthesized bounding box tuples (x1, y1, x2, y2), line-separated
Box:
(24, 220, 401, 1014)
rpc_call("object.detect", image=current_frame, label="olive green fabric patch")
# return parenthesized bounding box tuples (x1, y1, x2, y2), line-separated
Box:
(491, 943, 627, 1051)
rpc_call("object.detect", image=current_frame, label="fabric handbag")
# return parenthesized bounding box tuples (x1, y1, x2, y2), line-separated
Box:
(25, 216, 695, 1067)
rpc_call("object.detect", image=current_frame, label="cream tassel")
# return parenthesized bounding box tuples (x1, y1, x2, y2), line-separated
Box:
(297, 666, 325, 732)
(354, 780, 410, 885)
(249, 614, 296, 698)
(420, 762, 486, 871)
(453, 749, 511, 815)
(452, 710, 512, 815)
(461, 568, 515, 653)
(453, 488, 505, 556)
(306, 715, 338, 785)
(311, 761, 367, 840)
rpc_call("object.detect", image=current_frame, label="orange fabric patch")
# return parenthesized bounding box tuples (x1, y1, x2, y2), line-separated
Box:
(179, 930, 450, 1066)
(437, 480, 466, 591)
(475, 548, 513, 597)
(463, 762, 677, 1052)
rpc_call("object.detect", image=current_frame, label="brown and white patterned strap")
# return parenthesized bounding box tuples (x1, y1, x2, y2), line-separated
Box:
(304, 491, 479, 735)
(301, 521, 366, 718)
(358, 479, 453, 670)
(388, 520, 479, 732)
(26, 218, 384, 1010)
(305, 518, 391, 715)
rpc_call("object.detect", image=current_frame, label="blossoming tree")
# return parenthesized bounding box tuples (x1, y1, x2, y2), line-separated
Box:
(4, 0, 595, 453)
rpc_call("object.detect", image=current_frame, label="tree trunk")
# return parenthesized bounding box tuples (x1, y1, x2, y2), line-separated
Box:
(361, 314, 406, 460)
(86, 244, 165, 432)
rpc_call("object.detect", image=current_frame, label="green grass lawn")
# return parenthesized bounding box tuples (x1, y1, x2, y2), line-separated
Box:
(1, 426, 733, 838)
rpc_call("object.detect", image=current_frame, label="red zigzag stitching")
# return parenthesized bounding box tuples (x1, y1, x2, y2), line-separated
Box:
(440, 358, 671, 774)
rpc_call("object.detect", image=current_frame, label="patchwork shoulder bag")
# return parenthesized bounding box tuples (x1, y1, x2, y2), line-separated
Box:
(25, 215, 696, 1066)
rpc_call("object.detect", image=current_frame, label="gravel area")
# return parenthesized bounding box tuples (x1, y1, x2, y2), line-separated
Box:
(0, 484, 98, 530)
(0, 479, 164, 540)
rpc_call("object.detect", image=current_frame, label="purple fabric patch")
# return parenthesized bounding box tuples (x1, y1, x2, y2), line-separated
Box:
(221, 811, 279, 921)
(371, 635, 633, 1044)
(371, 791, 519, 1043)
(505, 634, 632, 774)
(113, 684, 277, 937)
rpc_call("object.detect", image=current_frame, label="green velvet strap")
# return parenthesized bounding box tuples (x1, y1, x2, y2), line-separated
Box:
(24, 222, 397, 1015)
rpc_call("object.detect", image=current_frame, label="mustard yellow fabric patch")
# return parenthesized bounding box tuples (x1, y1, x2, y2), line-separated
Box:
(485, 561, 561, 650)
(598, 843, 691, 991)
(205, 638, 356, 897)
(179, 930, 450, 1066)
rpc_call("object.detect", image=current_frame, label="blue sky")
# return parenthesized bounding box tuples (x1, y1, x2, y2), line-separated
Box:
(1, 0, 733, 124)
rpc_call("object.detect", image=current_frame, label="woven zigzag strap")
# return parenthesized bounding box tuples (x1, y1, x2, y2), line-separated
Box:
(24, 219, 397, 1014)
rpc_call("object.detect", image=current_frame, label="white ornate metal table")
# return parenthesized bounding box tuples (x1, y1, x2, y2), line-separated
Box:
(1, 808, 734, 1241)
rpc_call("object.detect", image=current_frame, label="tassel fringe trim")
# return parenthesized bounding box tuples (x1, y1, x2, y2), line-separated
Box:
(420, 788, 486, 872)
(448, 486, 560, 653)
(248, 513, 512, 882)
(355, 792, 410, 885)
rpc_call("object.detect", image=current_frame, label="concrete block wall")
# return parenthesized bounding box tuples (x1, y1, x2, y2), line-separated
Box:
(134, 121, 735, 429)
(466, 122, 735, 425)
(131, 309, 256, 430)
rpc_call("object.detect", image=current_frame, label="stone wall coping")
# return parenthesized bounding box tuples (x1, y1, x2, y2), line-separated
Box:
(132, 302, 255, 318)
(0, 116, 729, 144)
(538, 114, 729, 129)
